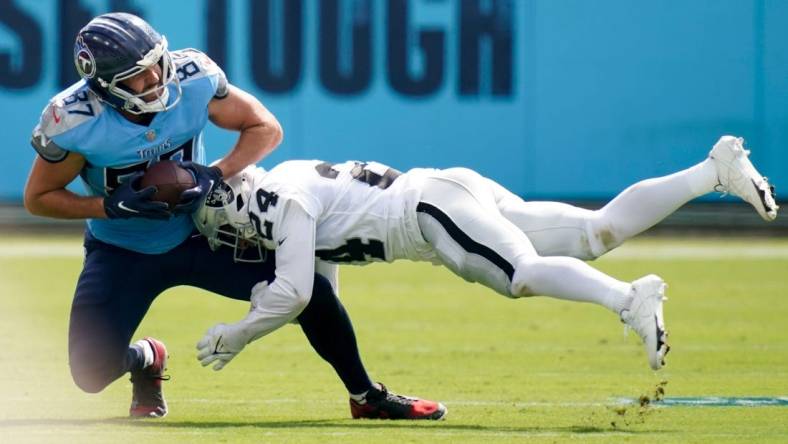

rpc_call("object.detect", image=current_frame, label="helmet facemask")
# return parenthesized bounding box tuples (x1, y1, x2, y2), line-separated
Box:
(98, 36, 182, 115)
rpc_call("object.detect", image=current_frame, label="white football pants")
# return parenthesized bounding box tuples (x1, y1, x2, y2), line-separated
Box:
(488, 159, 718, 260)
(415, 159, 717, 311)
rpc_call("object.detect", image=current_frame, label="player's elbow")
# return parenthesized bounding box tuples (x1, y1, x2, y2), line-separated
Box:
(23, 187, 45, 216)
(252, 111, 283, 150)
(291, 289, 312, 314)
(265, 118, 283, 149)
(269, 280, 312, 315)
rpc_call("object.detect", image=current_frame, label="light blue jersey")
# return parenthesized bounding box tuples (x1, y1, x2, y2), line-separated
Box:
(31, 49, 229, 254)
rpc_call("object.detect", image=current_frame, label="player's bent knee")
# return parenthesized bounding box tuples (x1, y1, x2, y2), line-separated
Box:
(68, 343, 127, 393)
(509, 260, 541, 298)
(584, 218, 624, 259)
(70, 365, 114, 393)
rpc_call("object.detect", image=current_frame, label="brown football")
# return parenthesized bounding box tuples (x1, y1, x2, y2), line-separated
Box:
(140, 160, 196, 210)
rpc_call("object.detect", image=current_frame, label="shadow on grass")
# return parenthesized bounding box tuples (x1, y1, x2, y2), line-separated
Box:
(0, 418, 658, 435)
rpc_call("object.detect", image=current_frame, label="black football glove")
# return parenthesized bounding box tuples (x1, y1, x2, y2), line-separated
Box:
(103, 172, 172, 220)
(173, 161, 224, 214)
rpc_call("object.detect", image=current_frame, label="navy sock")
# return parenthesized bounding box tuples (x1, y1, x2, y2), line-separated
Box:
(125, 344, 146, 373)
(297, 274, 374, 394)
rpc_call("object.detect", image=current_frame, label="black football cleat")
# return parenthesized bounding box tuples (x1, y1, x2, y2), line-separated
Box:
(350, 383, 447, 420)
(129, 337, 170, 418)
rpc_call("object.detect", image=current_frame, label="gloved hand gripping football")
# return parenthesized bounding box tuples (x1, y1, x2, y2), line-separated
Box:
(103, 172, 172, 219)
(174, 161, 223, 214)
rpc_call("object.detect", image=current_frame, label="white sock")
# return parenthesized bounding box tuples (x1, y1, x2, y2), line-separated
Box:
(350, 383, 383, 404)
(514, 256, 633, 315)
(350, 391, 368, 404)
(595, 159, 719, 241)
(134, 339, 154, 369)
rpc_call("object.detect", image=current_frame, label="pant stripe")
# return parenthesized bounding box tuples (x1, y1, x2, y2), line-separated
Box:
(416, 202, 515, 280)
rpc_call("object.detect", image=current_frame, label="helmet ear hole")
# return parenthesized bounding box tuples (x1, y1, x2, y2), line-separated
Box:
(235, 194, 244, 212)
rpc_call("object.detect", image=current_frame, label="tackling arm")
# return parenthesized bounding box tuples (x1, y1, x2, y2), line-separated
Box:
(196, 201, 317, 370)
(207, 85, 283, 178)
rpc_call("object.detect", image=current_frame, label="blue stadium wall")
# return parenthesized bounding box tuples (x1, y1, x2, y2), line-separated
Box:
(1, 0, 787, 201)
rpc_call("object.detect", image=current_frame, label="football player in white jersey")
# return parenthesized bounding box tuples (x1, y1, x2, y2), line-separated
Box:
(194, 136, 777, 376)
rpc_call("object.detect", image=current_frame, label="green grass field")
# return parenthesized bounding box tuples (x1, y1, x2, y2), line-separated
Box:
(1, 235, 787, 443)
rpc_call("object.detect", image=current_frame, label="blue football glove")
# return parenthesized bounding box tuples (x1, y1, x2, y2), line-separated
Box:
(173, 161, 224, 214)
(103, 172, 172, 220)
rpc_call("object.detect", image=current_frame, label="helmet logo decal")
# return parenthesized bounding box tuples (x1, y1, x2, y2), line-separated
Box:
(75, 36, 96, 79)
(206, 182, 234, 208)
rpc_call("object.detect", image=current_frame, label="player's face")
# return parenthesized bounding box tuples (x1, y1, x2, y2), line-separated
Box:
(121, 63, 164, 103)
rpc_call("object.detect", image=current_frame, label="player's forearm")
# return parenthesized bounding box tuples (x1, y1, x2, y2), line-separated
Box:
(224, 201, 317, 345)
(215, 120, 283, 177)
(24, 188, 106, 219)
(237, 280, 312, 344)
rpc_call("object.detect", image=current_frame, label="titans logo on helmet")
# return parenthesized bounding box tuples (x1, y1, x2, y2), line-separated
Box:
(74, 36, 96, 79)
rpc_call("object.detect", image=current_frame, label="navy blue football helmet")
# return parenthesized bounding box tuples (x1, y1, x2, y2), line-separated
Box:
(74, 12, 181, 114)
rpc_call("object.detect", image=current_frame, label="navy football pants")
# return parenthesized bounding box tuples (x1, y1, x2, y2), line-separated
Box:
(69, 231, 371, 394)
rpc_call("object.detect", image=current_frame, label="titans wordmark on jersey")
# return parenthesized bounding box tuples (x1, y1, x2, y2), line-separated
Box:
(245, 160, 436, 265)
(29, 49, 229, 254)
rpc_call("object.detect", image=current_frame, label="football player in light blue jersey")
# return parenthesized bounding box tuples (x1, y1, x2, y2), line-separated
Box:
(36, 45, 223, 253)
(23, 12, 444, 420)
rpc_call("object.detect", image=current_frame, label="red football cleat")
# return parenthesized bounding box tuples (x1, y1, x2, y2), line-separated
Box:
(129, 337, 169, 418)
(350, 383, 447, 420)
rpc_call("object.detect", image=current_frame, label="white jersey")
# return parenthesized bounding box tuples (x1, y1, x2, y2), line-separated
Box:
(248, 160, 435, 264)
(209, 160, 440, 346)
(208, 161, 559, 348)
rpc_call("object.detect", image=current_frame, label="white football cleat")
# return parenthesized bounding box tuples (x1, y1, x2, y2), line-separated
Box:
(621, 274, 669, 371)
(709, 135, 778, 221)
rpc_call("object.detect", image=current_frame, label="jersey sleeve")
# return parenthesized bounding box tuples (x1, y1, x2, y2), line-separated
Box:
(30, 101, 70, 163)
(266, 200, 318, 304)
(174, 48, 229, 99)
(233, 201, 318, 344)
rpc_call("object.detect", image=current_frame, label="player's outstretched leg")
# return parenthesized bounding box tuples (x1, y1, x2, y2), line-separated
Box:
(510, 259, 671, 370)
(488, 135, 777, 260)
(350, 383, 447, 420)
(416, 169, 669, 370)
(709, 135, 778, 221)
(129, 337, 170, 418)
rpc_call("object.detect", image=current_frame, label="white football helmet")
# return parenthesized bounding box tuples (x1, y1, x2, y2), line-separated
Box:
(193, 165, 265, 263)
